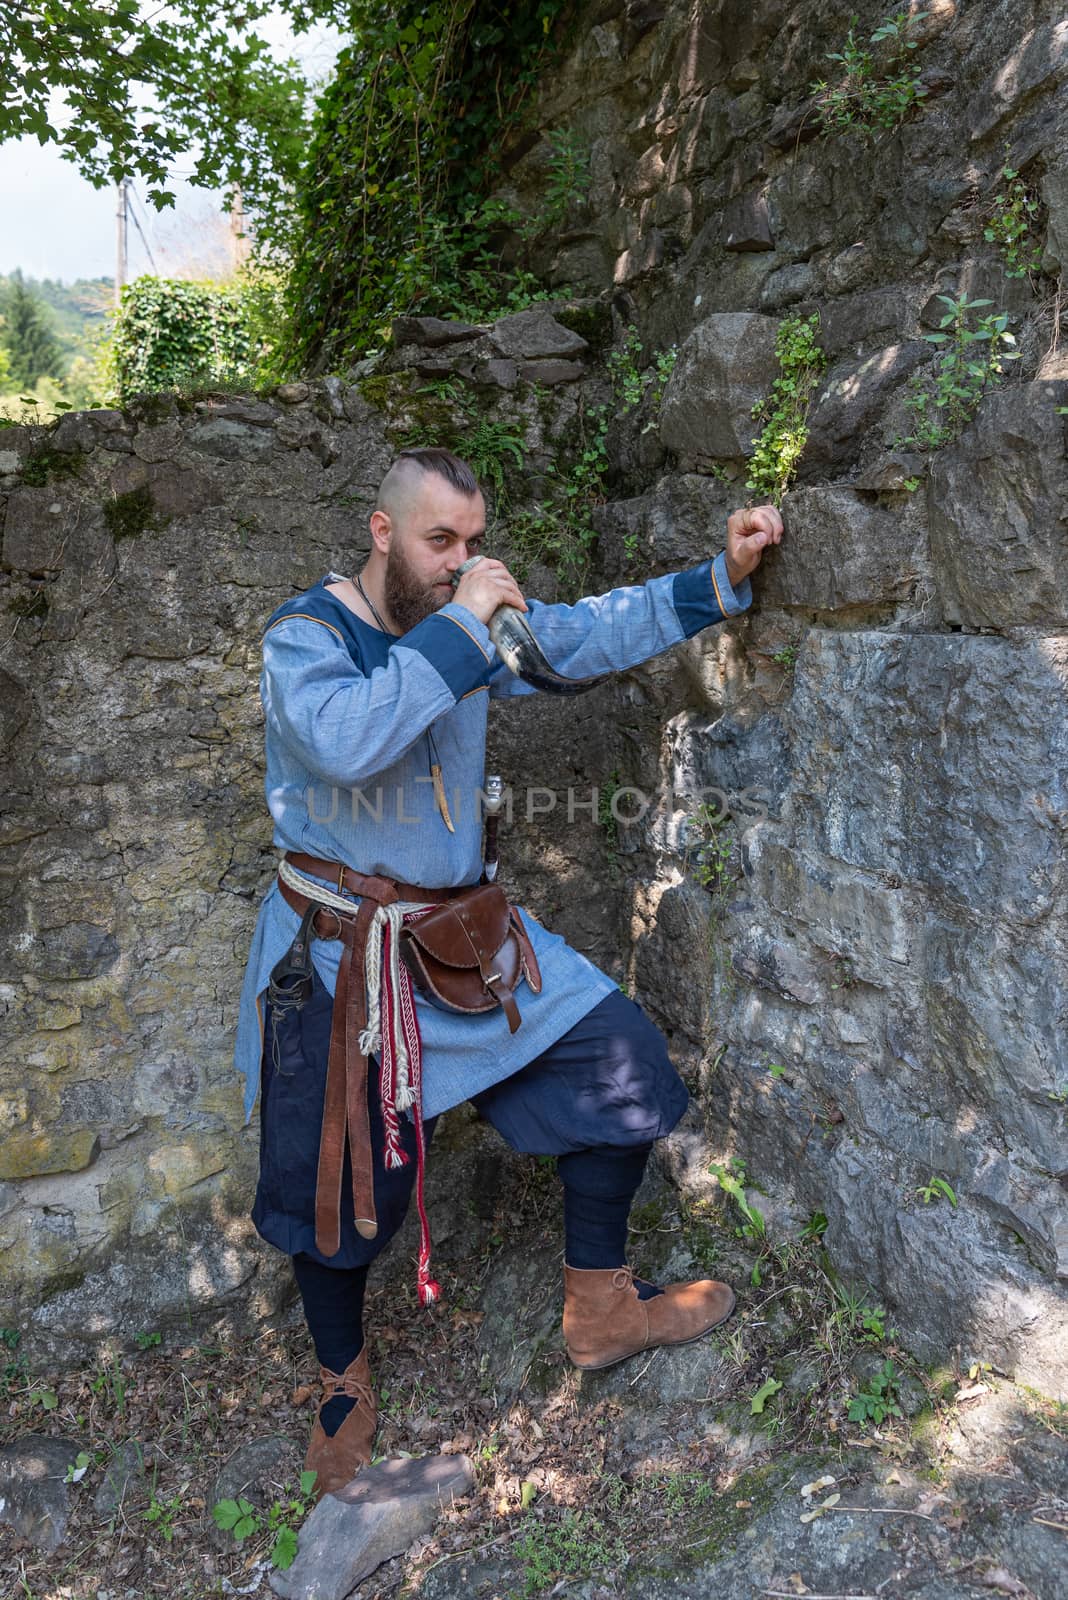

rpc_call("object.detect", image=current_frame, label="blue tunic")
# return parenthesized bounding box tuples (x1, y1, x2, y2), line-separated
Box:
(233, 552, 752, 1123)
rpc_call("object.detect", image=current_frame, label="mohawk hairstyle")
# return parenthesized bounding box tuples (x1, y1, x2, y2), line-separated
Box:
(376, 446, 480, 511)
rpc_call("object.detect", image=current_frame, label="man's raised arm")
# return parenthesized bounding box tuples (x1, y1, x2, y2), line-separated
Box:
(487, 504, 782, 698)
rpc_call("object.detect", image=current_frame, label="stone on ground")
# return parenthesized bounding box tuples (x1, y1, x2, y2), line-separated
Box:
(0, 1433, 85, 1551)
(269, 1453, 475, 1600)
(92, 1439, 147, 1521)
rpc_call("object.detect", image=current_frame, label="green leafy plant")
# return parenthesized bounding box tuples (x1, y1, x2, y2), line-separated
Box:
(916, 1174, 958, 1207)
(465, 418, 528, 501)
(709, 1155, 767, 1244)
(111, 276, 269, 402)
(1, 2, 317, 218)
(649, 343, 679, 413)
(652, 1469, 716, 1513)
(212, 1494, 259, 1542)
(143, 1488, 184, 1543)
(211, 1470, 318, 1571)
(860, 1305, 891, 1343)
(812, 10, 930, 138)
(902, 292, 1020, 448)
(285, 2, 574, 372)
(1, 1327, 26, 1395)
(829, 955, 855, 991)
(984, 165, 1045, 278)
(504, 326, 676, 590)
(64, 1451, 91, 1484)
(746, 312, 826, 502)
(847, 1357, 903, 1425)
(685, 802, 738, 906)
(135, 1330, 162, 1350)
(606, 325, 645, 410)
(538, 126, 592, 229)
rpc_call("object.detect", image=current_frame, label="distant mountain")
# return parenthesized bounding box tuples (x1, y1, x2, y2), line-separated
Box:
(0, 273, 113, 369)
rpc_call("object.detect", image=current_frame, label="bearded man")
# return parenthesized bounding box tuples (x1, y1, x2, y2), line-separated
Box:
(234, 445, 783, 1497)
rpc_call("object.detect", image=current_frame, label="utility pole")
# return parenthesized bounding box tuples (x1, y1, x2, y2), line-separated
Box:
(229, 185, 250, 272)
(115, 179, 129, 308)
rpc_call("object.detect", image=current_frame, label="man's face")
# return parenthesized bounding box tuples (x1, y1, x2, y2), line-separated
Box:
(383, 478, 487, 633)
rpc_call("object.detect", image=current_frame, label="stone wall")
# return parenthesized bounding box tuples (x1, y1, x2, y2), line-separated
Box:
(2, 0, 1066, 1395)
(498, 0, 1068, 1394)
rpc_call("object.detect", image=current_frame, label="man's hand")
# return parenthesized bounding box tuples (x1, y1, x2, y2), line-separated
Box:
(725, 505, 784, 590)
(452, 557, 528, 625)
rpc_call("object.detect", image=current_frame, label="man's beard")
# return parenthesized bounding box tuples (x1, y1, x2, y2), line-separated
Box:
(384, 542, 449, 633)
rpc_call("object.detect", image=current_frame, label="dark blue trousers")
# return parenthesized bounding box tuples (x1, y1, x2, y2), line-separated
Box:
(252, 969, 688, 1270)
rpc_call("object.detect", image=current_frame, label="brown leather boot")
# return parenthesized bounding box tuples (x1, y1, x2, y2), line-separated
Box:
(303, 1347, 377, 1500)
(563, 1264, 736, 1370)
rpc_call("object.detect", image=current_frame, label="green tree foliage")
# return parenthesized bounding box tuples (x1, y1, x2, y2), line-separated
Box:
(2, 273, 113, 366)
(0, 271, 64, 388)
(0, 1, 329, 219)
(285, 0, 575, 373)
(111, 276, 266, 401)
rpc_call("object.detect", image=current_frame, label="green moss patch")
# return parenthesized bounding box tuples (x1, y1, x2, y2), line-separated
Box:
(103, 484, 169, 542)
(21, 445, 84, 488)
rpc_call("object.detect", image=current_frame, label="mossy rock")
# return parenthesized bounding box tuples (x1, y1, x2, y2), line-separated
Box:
(552, 298, 613, 353)
(21, 446, 84, 488)
(123, 392, 181, 428)
(102, 484, 170, 542)
(7, 588, 49, 622)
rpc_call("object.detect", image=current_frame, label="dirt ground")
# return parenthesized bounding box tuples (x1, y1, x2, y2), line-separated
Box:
(3, 1162, 1066, 1600)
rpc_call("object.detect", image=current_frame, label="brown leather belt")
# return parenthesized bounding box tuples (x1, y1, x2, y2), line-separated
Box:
(278, 850, 468, 1258)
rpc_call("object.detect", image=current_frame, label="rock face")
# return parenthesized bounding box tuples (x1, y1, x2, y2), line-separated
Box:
(659, 313, 780, 461)
(2, 0, 1067, 1404)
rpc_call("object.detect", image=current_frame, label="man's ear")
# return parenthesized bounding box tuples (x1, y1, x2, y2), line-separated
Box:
(369, 510, 392, 554)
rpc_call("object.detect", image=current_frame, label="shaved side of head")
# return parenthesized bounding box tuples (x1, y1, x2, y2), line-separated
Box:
(375, 447, 480, 532)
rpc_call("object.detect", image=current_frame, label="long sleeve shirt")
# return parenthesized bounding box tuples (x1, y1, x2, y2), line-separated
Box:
(233, 551, 752, 1123)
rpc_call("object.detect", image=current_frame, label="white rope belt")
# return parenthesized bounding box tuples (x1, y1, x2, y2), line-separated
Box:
(277, 857, 436, 1111)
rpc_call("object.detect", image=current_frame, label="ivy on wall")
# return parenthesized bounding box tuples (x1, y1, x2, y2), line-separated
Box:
(284, 0, 576, 374)
(111, 277, 268, 401)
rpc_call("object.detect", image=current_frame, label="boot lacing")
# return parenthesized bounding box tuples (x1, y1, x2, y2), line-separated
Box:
(318, 1361, 373, 1410)
(611, 1266, 635, 1291)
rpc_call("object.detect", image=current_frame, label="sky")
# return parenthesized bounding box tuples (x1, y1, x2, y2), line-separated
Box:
(0, 12, 342, 285)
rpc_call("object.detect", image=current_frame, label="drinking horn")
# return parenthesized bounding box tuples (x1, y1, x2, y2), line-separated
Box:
(450, 554, 600, 694)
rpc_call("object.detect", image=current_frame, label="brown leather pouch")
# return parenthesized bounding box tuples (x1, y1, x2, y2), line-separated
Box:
(398, 884, 542, 1035)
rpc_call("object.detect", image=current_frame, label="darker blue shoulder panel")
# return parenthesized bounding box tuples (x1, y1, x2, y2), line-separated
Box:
(262, 577, 372, 671)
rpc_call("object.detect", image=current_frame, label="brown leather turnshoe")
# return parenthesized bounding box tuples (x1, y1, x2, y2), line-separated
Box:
(563, 1264, 736, 1371)
(303, 1347, 377, 1500)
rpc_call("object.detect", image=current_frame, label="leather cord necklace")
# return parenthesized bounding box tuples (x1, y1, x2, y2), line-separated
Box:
(351, 569, 455, 832)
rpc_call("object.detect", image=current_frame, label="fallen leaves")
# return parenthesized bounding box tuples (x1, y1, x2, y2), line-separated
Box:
(799, 1474, 840, 1524)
